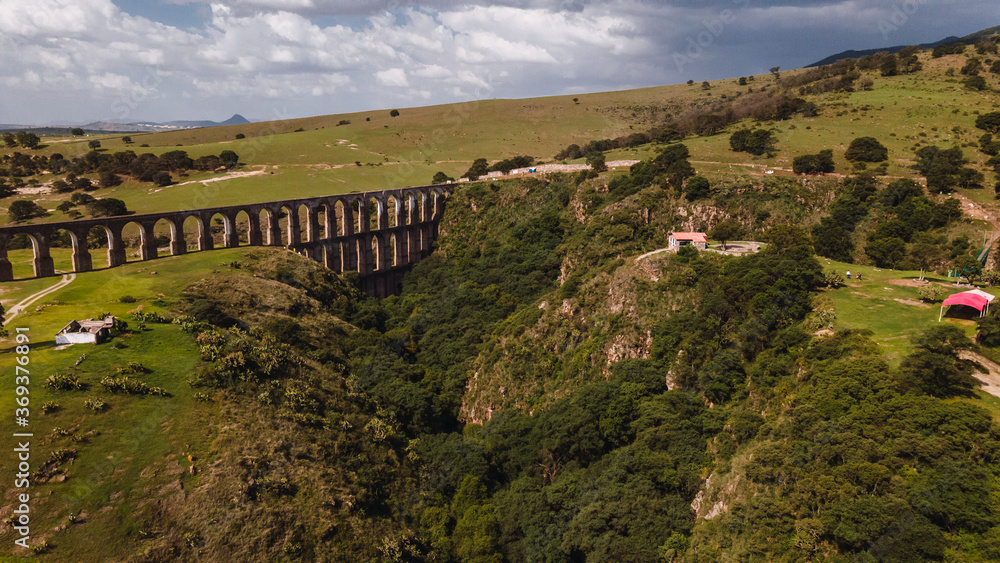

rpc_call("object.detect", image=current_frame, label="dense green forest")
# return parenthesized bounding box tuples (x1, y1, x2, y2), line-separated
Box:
(163, 142, 1000, 561)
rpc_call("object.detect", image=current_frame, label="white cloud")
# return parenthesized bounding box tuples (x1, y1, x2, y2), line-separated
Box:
(1, 0, 995, 124)
(376, 68, 410, 88)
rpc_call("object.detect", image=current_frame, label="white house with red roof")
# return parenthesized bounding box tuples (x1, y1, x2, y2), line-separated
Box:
(668, 232, 707, 251)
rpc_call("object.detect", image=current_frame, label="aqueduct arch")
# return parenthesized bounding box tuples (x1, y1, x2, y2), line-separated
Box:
(0, 183, 452, 297)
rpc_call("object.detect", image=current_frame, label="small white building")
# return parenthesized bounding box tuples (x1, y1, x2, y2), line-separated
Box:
(55, 316, 115, 345)
(668, 232, 708, 251)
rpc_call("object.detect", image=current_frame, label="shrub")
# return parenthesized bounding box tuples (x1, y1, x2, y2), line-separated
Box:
(390, 109, 400, 117)
(45, 374, 84, 391)
(84, 397, 108, 412)
(118, 295, 136, 303)
(729, 128, 775, 155)
(7, 200, 45, 221)
(684, 176, 711, 201)
(845, 137, 888, 162)
(793, 150, 835, 174)
(87, 198, 128, 217)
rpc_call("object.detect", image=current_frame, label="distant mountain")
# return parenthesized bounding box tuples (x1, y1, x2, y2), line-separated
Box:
(78, 113, 251, 133)
(808, 24, 1000, 67)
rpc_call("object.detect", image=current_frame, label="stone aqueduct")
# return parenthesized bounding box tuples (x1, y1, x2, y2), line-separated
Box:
(0, 184, 452, 297)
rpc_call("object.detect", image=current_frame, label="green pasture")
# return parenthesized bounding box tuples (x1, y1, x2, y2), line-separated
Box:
(818, 259, 983, 363)
(0, 247, 259, 558)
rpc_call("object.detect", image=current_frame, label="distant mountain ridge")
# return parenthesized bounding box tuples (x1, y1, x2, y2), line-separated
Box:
(80, 113, 250, 133)
(808, 24, 1000, 67)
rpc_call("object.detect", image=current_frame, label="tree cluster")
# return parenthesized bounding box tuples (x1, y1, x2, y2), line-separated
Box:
(912, 145, 984, 193)
(793, 149, 835, 174)
(729, 128, 776, 156)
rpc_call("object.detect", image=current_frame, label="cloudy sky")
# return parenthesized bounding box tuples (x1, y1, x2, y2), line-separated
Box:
(0, 0, 996, 125)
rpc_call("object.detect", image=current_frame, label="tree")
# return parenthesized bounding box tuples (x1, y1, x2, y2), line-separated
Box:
(15, 131, 40, 149)
(390, 109, 400, 117)
(953, 254, 983, 285)
(898, 325, 978, 397)
(433, 171, 454, 184)
(908, 232, 943, 281)
(764, 225, 812, 253)
(729, 128, 776, 156)
(587, 152, 607, 172)
(976, 112, 1000, 134)
(87, 198, 128, 217)
(709, 219, 741, 250)
(684, 176, 710, 201)
(845, 137, 888, 162)
(121, 136, 132, 144)
(880, 56, 898, 77)
(70, 127, 84, 136)
(793, 150, 835, 174)
(8, 200, 46, 221)
(463, 158, 489, 181)
(152, 172, 172, 186)
(98, 171, 121, 188)
(864, 235, 905, 268)
(73, 177, 94, 191)
(2, 132, 15, 147)
(235, 133, 245, 139)
(88, 140, 101, 150)
(964, 75, 987, 91)
(219, 150, 239, 168)
(770, 66, 781, 79)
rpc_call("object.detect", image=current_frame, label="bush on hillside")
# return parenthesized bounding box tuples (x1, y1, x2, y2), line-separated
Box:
(793, 150, 835, 174)
(844, 137, 888, 162)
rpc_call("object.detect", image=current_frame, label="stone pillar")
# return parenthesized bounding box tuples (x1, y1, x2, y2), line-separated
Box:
(29, 232, 55, 277)
(421, 224, 433, 255)
(70, 229, 93, 273)
(356, 199, 369, 233)
(0, 235, 13, 281)
(139, 221, 158, 260)
(341, 200, 354, 236)
(170, 222, 186, 256)
(393, 196, 405, 228)
(408, 226, 421, 264)
(102, 226, 123, 267)
(396, 231, 408, 267)
(247, 211, 263, 246)
(357, 234, 373, 274)
(433, 191, 445, 219)
(376, 196, 388, 230)
(266, 209, 282, 246)
(324, 203, 337, 239)
(198, 215, 214, 251)
(377, 234, 391, 270)
(286, 206, 301, 246)
(343, 238, 358, 272)
(306, 206, 321, 242)
(408, 194, 421, 225)
(324, 242, 341, 272)
(224, 213, 239, 248)
(422, 192, 433, 225)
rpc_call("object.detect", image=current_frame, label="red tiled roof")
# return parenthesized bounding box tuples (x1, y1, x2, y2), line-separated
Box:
(671, 232, 707, 243)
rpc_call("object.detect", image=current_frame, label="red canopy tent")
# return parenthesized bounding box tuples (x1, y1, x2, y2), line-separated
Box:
(939, 289, 995, 321)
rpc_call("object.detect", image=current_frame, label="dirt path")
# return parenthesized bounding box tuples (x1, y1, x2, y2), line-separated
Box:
(3, 272, 75, 325)
(960, 350, 1000, 398)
